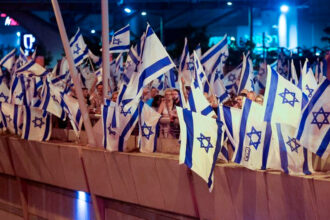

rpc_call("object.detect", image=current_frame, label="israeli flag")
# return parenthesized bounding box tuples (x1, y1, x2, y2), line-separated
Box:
(122, 46, 139, 84)
(179, 38, 190, 72)
(179, 38, 192, 85)
(9, 75, 27, 106)
(0, 102, 23, 135)
(102, 100, 117, 149)
(151, 75, 165, 91)
(192, 51, 208, 88)
(270, 60, 277, 71)
(16, 60, 50, 77)
(188, 70, 216, 118)
(25, 77, 42, 107)
(16, 47, 28, 69)
(69, 28, 89, 66)
(165, 68, 178, 89)
(200, 35, 228, 75)
(238, 53, 254, 93)
(109, 24, 130, 53)
(208, 55, 229, 103)
(0, 77, 10, 103)
(88, 49, 102, 67)
(195, 43, 202, 59)
(0, 48, 16, 72)
(298, 60, 318, 101)
(277, 52, 289, 79)
(232, 99, 274, 170)
(138, 101, 161, 153)
(257, 61, 267, 90)
(51, 83, 82, 137)
(115, 53, 125, 87)
(107, 101, 139, 152)
(272, 123, 312, 175)
(223, 63, 242, 93)
(296, 79, 330, 158)
(39, 82, 66, 120)
(177, 107, 224, 191)
(218, 104, 241, 150)
(289, 59, 298, 85)
(22, 106, 51, 141)
(136, 32, 146, 58)
(263, 65, 303, 128)
(51, 57, 69, 77)
(315, 58, 327, 84)
(94, 68, 102, 85)
(121, 24, 175, 106)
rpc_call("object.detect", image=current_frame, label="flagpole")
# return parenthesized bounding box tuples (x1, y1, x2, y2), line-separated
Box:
(101, 0, 110, 101)
(51, 0, 96, 146)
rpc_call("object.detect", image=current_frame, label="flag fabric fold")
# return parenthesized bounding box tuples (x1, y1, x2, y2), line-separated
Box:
(22, 106, 52, 141)
(263, 65, 303, 128)
(177, 107, 224, 191)
(296, 79, 330, 158)
(138, 101, 161, 152)
(69, 28, 89, 66)
(110, 24, 130, 53)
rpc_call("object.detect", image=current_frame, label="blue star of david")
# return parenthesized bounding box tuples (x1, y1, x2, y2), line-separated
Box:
(197, 133, 213, 153)
(73, 44, 81, 55)
(0, 92, 9, 102)
(4, 114, 12, 123)
(16, 93, 24, 100)
(214, 69, 224, 81)
(32, 117, 44, 128)
(113, 38, 121, 45)
(188, 61, 194, 71)
(311, 107, 330, 129)
(120, 106, 131, 117)
(286, 136, 300, 153)
(228, 74, 236, 82)
(246, 126, 262, 150)
(141, 122, 154, 140)
(108, 126, 116, 135)
(305, 84, 314, 98)
(278, 88, 299, 107)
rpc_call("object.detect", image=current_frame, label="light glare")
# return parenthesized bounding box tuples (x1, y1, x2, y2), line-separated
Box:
(124, 7, 132, 13)
(280, 5, 289, 13)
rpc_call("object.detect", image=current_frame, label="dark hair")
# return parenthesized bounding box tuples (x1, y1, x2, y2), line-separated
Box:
(238, 93, 247, 97)
(152, 95, 163, 108)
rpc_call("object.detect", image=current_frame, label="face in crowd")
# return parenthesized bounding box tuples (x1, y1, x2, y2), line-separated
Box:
(111, 92, 118, 102)
(97, 84, 103, 97)
(151, 88, 159, 98)
(164, 89, 172, 102)
(142, 88, 151, 101)
(171, 90, 179, 102)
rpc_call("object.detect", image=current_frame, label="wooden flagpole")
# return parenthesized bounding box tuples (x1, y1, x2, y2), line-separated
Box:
(51, 0, 96, 146)
(101, 0, 110, 101)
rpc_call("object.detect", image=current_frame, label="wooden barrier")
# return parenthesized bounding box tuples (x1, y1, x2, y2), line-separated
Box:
(1, 135, 330, 219)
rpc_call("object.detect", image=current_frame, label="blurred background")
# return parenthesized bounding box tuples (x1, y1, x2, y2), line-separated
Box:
(0, 0, 329, 67)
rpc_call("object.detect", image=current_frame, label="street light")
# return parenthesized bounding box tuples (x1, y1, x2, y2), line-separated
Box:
(280, 4, 289, 13)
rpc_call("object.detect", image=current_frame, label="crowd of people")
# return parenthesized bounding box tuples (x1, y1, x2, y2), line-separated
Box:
(61, 65, 266, 140)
